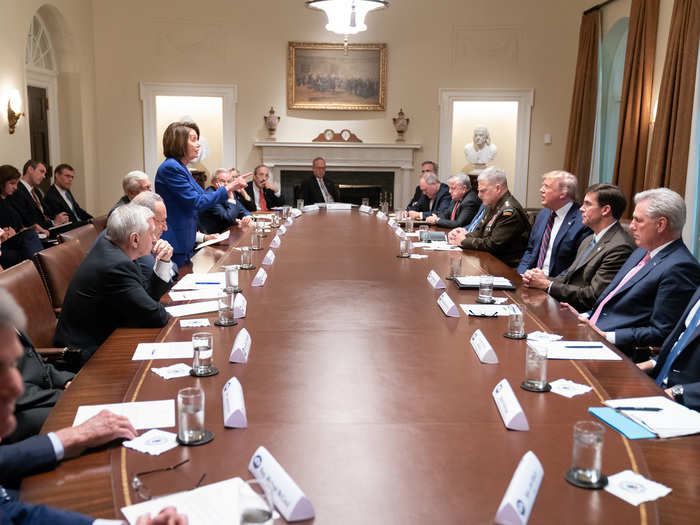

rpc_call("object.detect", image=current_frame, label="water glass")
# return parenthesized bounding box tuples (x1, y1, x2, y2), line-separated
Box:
(361, 197, 370, 207)
(508, 307, 526, 338)
(447, 255, 462, 280)
(296, 199, 304, 209)
(478, 275, 494, 302)
(398, 238, 412, 258)
(192, 332, 214, 375)
(239, 479, 275, 525)
(282, 206, 290, 219)
(570, 421, 606, 485)
(217, 291, 237, 327)
(271, 214, 280, 228)
(405, 217, 414, 233)
(251, 232, 262, 250)
(240, 247, 253, 269)
(523, 341, 547, 390)
(177, 387, 205, 444)
(224, 265, 239, 292)
(395, 209, 404, 221)
(380, 202, 389, 215)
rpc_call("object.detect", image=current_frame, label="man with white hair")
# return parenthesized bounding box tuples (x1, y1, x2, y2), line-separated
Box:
(448, 167, 530, 267)
(108, 170, 152, 216)
(517, 170, 590, 277)
(580, 188, 700, 358)
(54, 204, 170, 370)
(406, 172, 450, 220)
(425, 173, 480, 229)
(198, 168, 253, 234)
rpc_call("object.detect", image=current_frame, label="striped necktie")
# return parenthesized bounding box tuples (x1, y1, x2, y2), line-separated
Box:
(655, 302, 700, 386)
(536, 212, 556, 269)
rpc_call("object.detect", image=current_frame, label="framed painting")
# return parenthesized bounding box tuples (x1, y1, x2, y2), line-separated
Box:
(287, 41, 387, 111)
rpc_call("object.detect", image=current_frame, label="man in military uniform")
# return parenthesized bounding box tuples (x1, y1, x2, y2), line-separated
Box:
(448, 166, 530, 267)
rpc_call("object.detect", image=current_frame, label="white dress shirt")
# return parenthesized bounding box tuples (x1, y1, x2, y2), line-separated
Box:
(541, 200, 573, 276)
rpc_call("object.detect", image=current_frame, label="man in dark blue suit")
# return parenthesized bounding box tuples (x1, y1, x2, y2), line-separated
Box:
(406, 173, 450, 220)
(199, 168, 253, 234)
(43, 164, 93, 224)
(406, 161, 439, 214)
(581, 188, 700, 357)
(425, 173, 480, 229)
(238, 165, 285, 212)
(638, 287, 700, 410)
(517, 171, 590, 277)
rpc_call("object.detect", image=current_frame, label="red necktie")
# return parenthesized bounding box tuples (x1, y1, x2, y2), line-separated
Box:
(451, 201, 460, 221)
(31, 189, 49, 221)
(259, 189, 268, 212)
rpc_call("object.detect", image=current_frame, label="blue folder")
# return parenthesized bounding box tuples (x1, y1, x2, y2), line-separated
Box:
(588, 407, 657, 439)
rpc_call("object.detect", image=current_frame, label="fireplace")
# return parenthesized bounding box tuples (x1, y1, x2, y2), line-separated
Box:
(280, 171, 394, 207)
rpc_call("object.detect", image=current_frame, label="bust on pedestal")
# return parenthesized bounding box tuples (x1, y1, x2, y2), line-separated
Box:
(464, 126, 498, 184)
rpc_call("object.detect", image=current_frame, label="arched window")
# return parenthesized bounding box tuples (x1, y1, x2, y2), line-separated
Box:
(25, 14, 56, 72)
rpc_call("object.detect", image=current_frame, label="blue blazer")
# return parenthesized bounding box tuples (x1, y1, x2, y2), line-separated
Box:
(591, 239, 700, 350)
(651, 287, 700, 410)
(517, 203, 590, 276)
(1, 500, 93, 525)
(198, 186, 251, 234)
(155, 158, 228, 264)
(0, 434, 56, 490)
(418, 183, 451, 220)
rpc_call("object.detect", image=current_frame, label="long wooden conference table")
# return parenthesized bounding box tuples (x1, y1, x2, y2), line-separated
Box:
(20, 209, 699, 524)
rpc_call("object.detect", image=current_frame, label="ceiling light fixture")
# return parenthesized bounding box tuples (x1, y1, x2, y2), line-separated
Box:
(306, 0, 389, 51)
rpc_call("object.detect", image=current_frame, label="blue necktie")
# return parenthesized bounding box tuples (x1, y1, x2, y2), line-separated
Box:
(655, 301, 700, 386)
(467, 205, 486, 232)
(577, 237, 597, 264)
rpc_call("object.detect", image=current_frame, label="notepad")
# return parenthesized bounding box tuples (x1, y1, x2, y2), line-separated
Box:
(604, 396, 700, 438)
(588, 407, 656, 439)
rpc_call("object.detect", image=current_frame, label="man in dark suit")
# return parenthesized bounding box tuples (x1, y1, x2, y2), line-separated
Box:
(580, 188, 700, 357)
(517, 171, 591, 277)
(7, 160, 69, 235)
(198, 169, 254, 234)
(638, 287, 700, 410)
(239, 164, 284, 211)
(301, 157, 340, 204)
(406, 160, 439, 214)
(407, 173, 450, 220)
(43, 163, 93, 223)
(523, 184, 635, 311)
(425, 173, 480, 229)
(53, 204, 171, 369)
(108, 170, 152, 217)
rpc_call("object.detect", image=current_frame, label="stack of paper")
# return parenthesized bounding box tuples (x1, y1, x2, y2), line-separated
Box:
(455, 276, 514, 288)
(195, 230, 230, 250)
(73, 400, 175, 429)
(604, 396, 700, 438)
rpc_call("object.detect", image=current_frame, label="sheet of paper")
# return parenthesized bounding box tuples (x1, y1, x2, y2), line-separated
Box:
(604, 470, 671, 506)
(170, 289, 222, 302)
(455, 276, 514, 288)
(122, 429, 178, 456)
(405, 232, 420, 238)
(195, 230, 230, 250)
(73, 400, 174, 429)
(604, 396, 700, 438)
(410, 254, 428, 259)
(172, 272, 226, 290)
(179, 318, 210, 328)
(549, 378, 593, 398)
(165, 300, 219, 318)
(546, 341, 622, 361)
(325, 202, 352, 210)
(460, 304, 521, 317)
(151, 363, 192, 380)
(527, 331, 563, 342)
(132, 342, 194, 360)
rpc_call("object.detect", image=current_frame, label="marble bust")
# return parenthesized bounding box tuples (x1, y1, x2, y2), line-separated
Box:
(464, 126, 497, 168)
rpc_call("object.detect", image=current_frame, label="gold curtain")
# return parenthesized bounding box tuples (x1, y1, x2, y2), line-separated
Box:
(612, 0, 659, 217)
(564, 9, 600, 198)
(646, 0, 700, 194)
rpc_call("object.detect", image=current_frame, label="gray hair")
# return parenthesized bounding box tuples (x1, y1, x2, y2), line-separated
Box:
(424, 173, 440, 185)
(131, 191, 164, 213)
(0, 288, 26, 331)
(634, 188, 686, 234)
(122, 170, 150, 194)
(544, 170, 578, 200)
(477, 166, 508, 188)
(213, 168, 229, 183)
(105, 203, 154, 245)
(448, 173, 470, 189)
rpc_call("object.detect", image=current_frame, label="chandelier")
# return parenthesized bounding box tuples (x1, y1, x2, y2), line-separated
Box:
(305, 0, 389, 36)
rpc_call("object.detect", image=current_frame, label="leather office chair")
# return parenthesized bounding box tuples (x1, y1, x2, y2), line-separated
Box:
(34, 239, 84, 314)
(58, 223, 98, 254)
(92, 214, 108, 233)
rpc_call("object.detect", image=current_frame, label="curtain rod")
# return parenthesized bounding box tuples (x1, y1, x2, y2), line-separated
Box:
(584, 0, 618, 15)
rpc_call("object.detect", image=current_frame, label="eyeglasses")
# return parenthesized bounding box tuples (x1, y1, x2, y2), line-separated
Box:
(131, 459, 190, 500)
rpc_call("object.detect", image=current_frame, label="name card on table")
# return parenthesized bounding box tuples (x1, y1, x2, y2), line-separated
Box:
(495, 451, 543, 525)
(359, 204, 372, 214)
(437, 292, 460, 317)
(278, 225, 287, 235)
(234, 293, 247, 318)
(291, 208, 302, 218)
(388, 218, 396, 227)
(262, 249, 276, 266)
(222, 377, 247, 428)
(270, 235, 281, 248)
(302, 204, 319, 213)
(427, 269, 446, 289)
(470, 329, 499, 364)
(285, 217, 293, 226)
(394, 228, 406, 239)
(376, 211, 387, 220)
(492, 379, 529, 431)
(251, 268, 267, 287)
(248, 446, 315, 522)
(229, 328, 251, 363)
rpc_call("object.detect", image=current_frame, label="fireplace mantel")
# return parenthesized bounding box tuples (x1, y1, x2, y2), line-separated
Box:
(254, 141, 422, 208)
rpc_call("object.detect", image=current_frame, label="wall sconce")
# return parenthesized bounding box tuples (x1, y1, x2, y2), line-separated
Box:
(7, 92, 23, 134)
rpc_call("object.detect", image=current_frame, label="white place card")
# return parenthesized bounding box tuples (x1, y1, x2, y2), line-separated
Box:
(251, 267, 267, 287)
(495, 451, 543, 525)
(302, 204, 319, 212)
(291, 208, 302, 217)
(492, 379, 529, 431)
(427, 269, 446, 289)
(394, 228, 406, 239)
(248, 446, 315, 522)
(222, 377, 247, 428)
(165, 300, 218, 318)
(376, 211, 387, 220)
(270, 235, 281, 248)
(132, 341, 194, 360)
(437, 292, 460, 317)
(229, 328, 251, 363)
(231, 293, 247, 318)
(359, 204, 372, 213)
(73, 400, 175, 429)
(388, 218, 396, 227)
(285, 217, 293, 226)
(262, 249, 276, 265)
(470, 329, 499, 364)
(278, 225, 287, 235)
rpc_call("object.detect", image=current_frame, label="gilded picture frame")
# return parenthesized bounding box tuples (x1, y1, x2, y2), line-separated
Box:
(287, 41, 387, 111)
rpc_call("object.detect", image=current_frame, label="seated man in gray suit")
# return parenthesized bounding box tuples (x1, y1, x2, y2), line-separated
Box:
(425, 173, 480, 229)
(522, 183, 636, 311)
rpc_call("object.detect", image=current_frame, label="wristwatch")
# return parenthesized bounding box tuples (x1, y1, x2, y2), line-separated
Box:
(670, 384, 684, 401)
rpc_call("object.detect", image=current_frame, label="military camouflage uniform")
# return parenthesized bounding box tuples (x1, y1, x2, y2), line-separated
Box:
(460, 191, 531, 267)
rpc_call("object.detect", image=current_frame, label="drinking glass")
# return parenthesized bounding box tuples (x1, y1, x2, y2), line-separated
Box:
(507, 307, 526, 338)
(447, 255, 462, 280)
(192, 332, 214, 375)
(478, 275, 494, 303)
(380, 202, 389, 215)
(251, 232, 262, 251)
(523, 342, 548, 391)
(240, 247, 253, 269)
(217, 291, 237, 327)
(177, 387, 205, 444)
(239, 479, 274, 524)
(296, 199, 304, 209)
(568, 421, 606, 486)
(398, 238, 412, 258)
(224, 265, 239, 292)
(405, 217, 414, 233)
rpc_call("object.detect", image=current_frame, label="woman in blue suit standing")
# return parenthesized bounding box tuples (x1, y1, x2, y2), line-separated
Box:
(155, 121, 244, 266)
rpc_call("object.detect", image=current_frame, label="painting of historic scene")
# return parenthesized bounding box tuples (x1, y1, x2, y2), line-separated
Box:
(288, 42, 387, 111)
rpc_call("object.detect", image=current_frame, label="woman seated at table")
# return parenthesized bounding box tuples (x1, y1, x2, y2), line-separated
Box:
(0, 165, 43, 268)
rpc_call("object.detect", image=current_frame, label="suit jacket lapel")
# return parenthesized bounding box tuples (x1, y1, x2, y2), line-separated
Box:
(612, 241, 678, 297)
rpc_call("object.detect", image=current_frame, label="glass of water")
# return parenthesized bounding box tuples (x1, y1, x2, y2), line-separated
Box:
(240, 479, 274, 524)
(522, 341, 548, 391)
(251, 232, 262, 251)
(567, 421, 607, 488)
(216, 291, 237, 327)
(240, 247, 254, 269)
(447, 254, 462, 280)
(296, 199, 304, 209)
(192, 332, 214, 375)
(507, 306, 526, 339)
(177, 387, 205, 444)
(224, 265, 240, 293)
(477, 275, 494, 303)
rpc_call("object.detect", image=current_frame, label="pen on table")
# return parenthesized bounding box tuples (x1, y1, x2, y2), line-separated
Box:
(195, 281, 219, 285)
(614, 406, 663, 412)
(194, 473, 206, 488)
